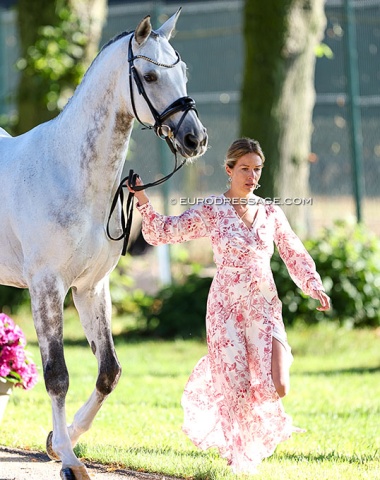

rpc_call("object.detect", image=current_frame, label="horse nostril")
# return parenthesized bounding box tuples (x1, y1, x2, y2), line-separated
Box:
(184, 133, 199, 150)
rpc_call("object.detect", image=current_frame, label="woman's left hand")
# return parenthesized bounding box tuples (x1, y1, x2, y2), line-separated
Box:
(313, 290, 331, 311)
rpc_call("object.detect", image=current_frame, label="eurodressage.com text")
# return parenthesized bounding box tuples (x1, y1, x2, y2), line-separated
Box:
(169, 197, 314, 206)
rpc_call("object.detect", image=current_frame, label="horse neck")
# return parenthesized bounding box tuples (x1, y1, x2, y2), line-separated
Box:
(54, 46, 134, 210)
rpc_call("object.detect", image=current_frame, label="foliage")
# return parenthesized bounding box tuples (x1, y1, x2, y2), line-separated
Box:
(0, 287, 30, 315)
(315, 42, 334, 59)
(2, 221, 378, 336)
(0, 314, 38, 390)
(138, 220, 380, 338)
(272, 220, 380, 327)
(109, 255, 154, 333)
(16, 5, 88, 113)
(140, 274, 212, 339)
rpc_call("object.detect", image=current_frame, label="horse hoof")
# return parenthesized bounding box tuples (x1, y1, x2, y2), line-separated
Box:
(60, 465, 91, 480)
(60, 468, 76, 480)
(46, 430, 60, 461)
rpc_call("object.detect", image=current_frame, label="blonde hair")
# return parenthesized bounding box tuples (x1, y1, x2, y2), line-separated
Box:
(224, 137, 265, 169)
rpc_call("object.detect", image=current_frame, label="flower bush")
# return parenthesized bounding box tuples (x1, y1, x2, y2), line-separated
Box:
(0, 313, 38, 390)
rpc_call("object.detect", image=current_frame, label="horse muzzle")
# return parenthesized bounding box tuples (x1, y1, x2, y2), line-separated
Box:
(174, 125, 208, 159)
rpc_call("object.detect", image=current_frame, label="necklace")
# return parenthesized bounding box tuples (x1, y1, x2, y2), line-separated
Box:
(224, 193, 252, 221)
(238, 207, 249, 220)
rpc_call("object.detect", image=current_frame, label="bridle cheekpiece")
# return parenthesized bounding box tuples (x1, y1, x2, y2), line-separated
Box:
(128, 35, 197, 154)
(106, 33, 202, 255)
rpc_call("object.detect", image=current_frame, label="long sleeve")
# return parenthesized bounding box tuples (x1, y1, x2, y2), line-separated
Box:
(272, 205, 324, 296)
(136, 201, 210, 246)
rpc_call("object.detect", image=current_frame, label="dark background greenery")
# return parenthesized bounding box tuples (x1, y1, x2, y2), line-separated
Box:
(133, 220, 380, 338)
(2, 220, 379, 337)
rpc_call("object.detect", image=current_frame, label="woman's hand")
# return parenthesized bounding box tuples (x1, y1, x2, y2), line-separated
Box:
(313, 290, 331, 311)
(125, 176, 149, 206)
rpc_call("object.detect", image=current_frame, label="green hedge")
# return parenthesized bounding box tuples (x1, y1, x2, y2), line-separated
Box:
(140, 221, 380, 338)
(140, 274, 212, 339)
(0, 286, 30, 314)
(273, 219, 380, 327)
(2, 221, 378, 336)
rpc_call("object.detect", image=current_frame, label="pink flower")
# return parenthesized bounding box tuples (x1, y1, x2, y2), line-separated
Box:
(0, 314, 38, 390)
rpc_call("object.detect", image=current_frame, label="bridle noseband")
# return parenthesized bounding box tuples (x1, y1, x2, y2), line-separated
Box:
(106, 33, 202, 255)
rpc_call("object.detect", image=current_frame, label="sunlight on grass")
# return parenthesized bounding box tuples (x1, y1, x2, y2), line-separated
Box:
(1, 313, 379, 479)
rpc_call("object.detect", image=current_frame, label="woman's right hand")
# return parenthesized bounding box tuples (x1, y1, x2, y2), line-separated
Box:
(125, 176, 149, 206)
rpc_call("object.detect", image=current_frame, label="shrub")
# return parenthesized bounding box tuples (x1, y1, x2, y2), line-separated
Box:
(141, 274, 212, 339)
(0, 287, 30, 315)
(141, 220, 380, 337)
(272, 220, 380, 327)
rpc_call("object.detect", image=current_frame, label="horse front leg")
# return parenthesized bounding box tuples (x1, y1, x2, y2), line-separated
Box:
(29, 273, 85, 474)
(67, 277, 121, 447)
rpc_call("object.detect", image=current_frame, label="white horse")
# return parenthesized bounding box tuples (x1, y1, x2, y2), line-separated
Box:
(0, 9, 207, 480)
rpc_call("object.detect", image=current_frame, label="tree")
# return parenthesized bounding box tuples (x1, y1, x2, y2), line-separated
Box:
(241, 0, 326, 234)
(15, 0, 107, 134)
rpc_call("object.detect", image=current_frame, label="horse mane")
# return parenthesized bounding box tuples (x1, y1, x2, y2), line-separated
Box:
(85, 30, 133, 74)
(99, 30, 132, 54)
(57, 30, 133, 114)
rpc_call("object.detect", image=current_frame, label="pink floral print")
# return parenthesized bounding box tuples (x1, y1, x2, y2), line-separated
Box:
(137, 195, 324, 474)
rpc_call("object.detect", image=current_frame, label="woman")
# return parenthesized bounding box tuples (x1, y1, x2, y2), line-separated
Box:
(127, 138, 330, 474)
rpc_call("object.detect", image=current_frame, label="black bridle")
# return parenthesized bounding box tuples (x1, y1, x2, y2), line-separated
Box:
(106, 34, 200, 255)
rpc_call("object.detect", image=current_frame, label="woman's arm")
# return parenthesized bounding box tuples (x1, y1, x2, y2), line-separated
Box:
(272, 205, 330, 311)
(127, 177, 210, 246)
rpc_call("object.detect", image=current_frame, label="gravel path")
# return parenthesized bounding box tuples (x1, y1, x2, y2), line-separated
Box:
(0, 447, 180, 480)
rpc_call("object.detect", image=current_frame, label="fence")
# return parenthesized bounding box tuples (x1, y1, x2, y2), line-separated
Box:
(0, 0, 379, 235)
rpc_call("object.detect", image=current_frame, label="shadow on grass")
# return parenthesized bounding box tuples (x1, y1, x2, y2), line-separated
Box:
(28, 332, 184, 349)
(74, 443, 218, 480)
(295, 366, 380, 376)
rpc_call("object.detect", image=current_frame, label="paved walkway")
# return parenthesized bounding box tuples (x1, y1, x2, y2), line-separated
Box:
(0, 447, 179, 480)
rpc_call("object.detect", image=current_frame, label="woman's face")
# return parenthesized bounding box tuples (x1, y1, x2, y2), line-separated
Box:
(226, 152, 263, 194)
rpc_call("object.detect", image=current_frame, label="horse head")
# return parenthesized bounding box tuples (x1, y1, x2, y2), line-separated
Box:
(128, 9, 208, 159)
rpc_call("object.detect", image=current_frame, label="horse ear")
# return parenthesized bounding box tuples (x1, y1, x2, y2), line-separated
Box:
(134, 15, 152, 45)
(156, 7, 182, 40)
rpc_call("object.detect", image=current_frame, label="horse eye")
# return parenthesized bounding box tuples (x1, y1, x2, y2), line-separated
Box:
(143, 72, 157, 83)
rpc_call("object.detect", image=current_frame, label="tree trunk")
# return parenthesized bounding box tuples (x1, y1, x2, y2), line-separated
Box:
(69, 0, 107, 66)
(16, 0, 106, 135)
(241, 0, 326, 235)
(16, 0, 59, 134)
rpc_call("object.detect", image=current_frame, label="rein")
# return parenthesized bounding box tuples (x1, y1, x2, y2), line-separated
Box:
(106, 34, 198, 255)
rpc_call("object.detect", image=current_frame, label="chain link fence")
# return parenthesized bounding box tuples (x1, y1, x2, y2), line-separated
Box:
(0, 0, 379, 234)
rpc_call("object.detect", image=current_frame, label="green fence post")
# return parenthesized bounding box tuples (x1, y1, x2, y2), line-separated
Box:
(153, 0, 172, 286)
(344, 0, 365, 222)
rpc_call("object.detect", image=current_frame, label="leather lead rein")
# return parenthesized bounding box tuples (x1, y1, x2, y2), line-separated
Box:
(106, 33, 198, 255)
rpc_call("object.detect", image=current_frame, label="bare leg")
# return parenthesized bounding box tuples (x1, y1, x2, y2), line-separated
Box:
(67, 276, 121, 446)
(271, 337, 291, 398)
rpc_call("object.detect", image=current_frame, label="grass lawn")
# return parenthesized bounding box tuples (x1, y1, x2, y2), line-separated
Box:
(1, 310, 379, 479)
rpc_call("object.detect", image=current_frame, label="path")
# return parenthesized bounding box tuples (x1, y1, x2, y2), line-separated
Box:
(0, 447, 180, 480)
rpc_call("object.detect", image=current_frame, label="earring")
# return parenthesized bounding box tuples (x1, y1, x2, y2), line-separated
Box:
(254, 183, 261, 191)
(228, 176, 232, 183)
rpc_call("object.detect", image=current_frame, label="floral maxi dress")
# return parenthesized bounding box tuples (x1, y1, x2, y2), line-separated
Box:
(137, 195, 324, 474)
